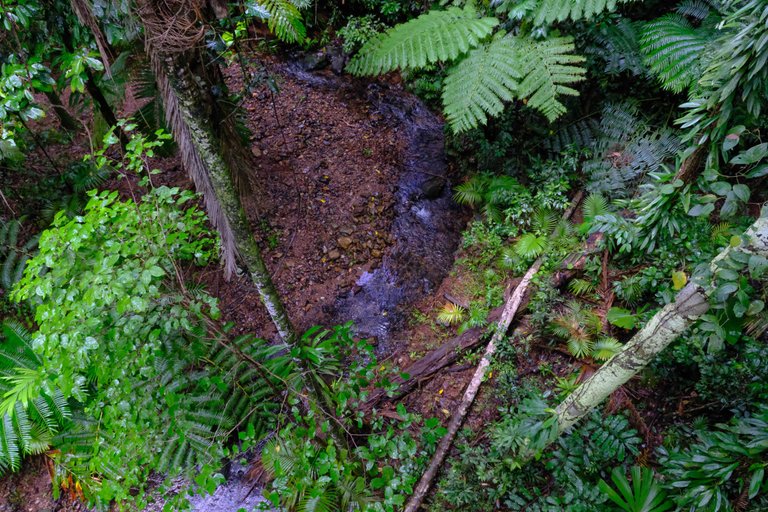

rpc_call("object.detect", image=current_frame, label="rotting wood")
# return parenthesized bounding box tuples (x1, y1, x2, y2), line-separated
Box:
(402, 191, 583, 512)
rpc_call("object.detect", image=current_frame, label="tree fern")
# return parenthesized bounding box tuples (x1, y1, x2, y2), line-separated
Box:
(347, 6, 499, 75)
(640, 13, 716, 93)
(442, 35, 520, 132)
(516, 37, 586, 122)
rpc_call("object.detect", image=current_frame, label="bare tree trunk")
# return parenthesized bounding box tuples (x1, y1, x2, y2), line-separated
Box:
(554, 215, 768, 433)
(404, 259, 541, 512)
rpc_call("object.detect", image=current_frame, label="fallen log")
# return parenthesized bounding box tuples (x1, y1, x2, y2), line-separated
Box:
(402, 191, 583, 512)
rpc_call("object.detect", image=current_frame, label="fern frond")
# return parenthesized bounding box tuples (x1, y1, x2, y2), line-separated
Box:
(529, 0, 634, 25)
(516, 37, 586, 122)
(640, 14, 713, 93)
(676, 0, 718, 20)
(246, 0, 306, 43)
(569, 278, 596, 297)
(710, 221, 731, 241)
(347, 6, 498, 75)
(442, 35, 520, 132)
(543, 118, 600, 155)
(585, 18, 644, 76)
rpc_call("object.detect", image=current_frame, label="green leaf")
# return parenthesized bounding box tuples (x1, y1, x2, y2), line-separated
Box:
(672, 271, 687, 290)
(749, 468, 764, 500)
(607, 307, 637, 329)
(730, 143, 768, 165)
(688, 203, 715, 217)
(710, 181, 731, 196)
(745, 164, 768, 178)
(732, 184, 750, 203)
(748, 254, 768, 277)
(713, 283, 738, 302)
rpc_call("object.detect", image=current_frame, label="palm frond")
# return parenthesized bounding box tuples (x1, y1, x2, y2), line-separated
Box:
(148, 48, 240, 277)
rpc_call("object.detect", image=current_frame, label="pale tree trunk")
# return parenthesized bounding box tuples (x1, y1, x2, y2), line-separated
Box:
(555, 215, 768, 433)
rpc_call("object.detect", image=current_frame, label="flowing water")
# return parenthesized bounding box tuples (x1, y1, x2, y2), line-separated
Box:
(324, 73, 465, 352)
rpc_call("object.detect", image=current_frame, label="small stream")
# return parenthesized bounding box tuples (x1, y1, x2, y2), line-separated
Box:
(280, 64, 464, 352)
(167, 64, 464, 511)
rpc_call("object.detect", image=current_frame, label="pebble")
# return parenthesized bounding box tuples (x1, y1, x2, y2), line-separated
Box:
(327, 250, 341, 260)
(337, 236, 353, 250)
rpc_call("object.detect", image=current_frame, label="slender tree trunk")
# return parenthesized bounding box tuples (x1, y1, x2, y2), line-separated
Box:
(554, 215, 768, 433)
(150, 46, 350, 446)
(57, 19, 126, 145)
(150, 50, 296, 344)
(44, 89, 79, 132)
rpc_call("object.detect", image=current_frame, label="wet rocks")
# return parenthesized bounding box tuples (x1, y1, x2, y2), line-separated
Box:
(419, 176, 445, 200)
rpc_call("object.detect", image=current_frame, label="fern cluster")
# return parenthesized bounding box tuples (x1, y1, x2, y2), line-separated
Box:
(584, 102, 680, 198)
(0, 321, 70, 474)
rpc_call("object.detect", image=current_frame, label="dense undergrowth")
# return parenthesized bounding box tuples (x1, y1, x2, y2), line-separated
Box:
(0, 0, 767, 511)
